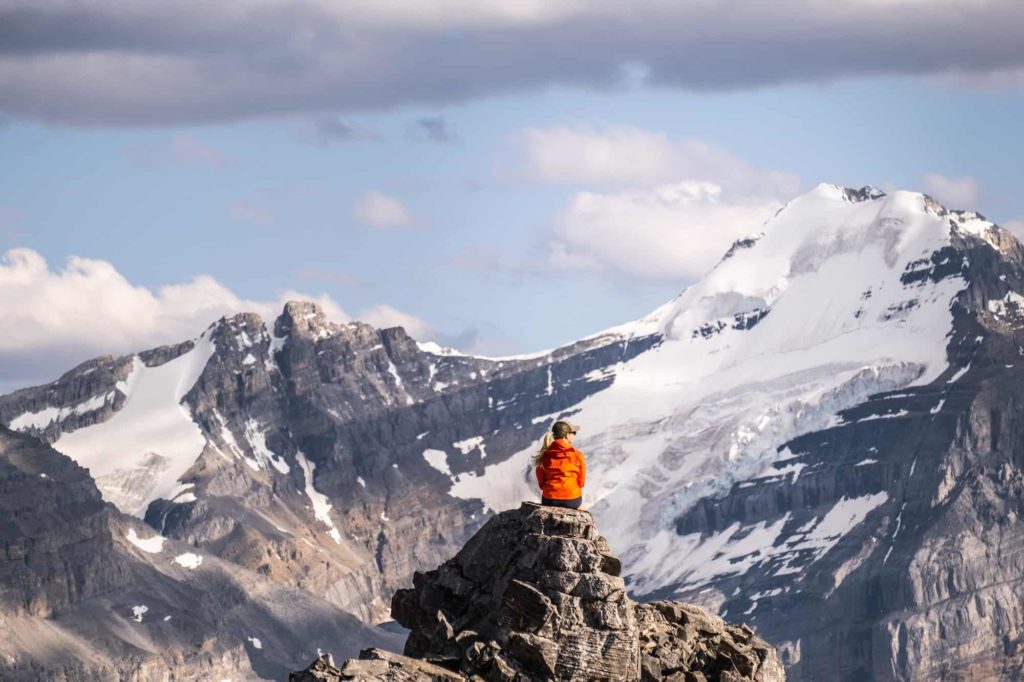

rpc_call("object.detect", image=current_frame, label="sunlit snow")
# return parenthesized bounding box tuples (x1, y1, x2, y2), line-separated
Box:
(446, 186, 978, 596)
(296, 450, 342, 544)
(453, 436, 487, 459)
(126, 528, 165, 554)
(10, 391, 115, 431)
(422, 449, 452, 476)
(173, 553, 203, 569)
(51, 332, 217, 516)
(244, 418, 290, 474)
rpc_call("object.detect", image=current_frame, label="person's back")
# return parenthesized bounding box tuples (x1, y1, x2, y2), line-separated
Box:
(534, 420, 586, 509)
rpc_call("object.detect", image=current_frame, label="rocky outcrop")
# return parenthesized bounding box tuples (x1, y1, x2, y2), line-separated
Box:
(0, 426, 128, 617)
(289, 650, 466, 681)
(0, 425, 403, 681)
(295, 503, 784, 681)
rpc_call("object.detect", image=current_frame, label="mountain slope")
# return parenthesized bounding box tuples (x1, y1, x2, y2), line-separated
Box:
(4, 183, 1024, 678)
(0, 425, 401, 681)
(0, 299, 656, 624)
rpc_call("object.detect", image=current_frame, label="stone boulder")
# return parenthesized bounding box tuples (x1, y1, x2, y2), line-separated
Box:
(294, 503, 784, 681)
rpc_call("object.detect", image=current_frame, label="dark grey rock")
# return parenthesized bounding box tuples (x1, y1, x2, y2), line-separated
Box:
(300, 503, 783, 681)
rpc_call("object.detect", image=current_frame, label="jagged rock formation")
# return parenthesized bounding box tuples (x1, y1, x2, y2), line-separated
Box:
(0, 301, 654, 626)
(10, 185, 1024, 679)
(0, 424, 128, 618)
(295, 503, 784, 681)
(0, 426, 401, 681)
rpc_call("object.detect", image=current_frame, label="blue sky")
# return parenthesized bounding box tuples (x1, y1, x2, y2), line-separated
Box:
(2, 1, 1023, 388)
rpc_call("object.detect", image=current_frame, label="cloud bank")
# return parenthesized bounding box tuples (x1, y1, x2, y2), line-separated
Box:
(521, 126, 797, 281)
(0, 248, 434, 390)
(2, 1, 1024, 126)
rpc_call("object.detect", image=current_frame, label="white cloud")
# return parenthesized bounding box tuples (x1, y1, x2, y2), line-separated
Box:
(360, 304, 435, 339)
(921, 173, 980, 208)
(551, 182, 780, 281)
(0, 248, 432, 388)
(524, 125, 798, 282)
(352, 191, 412, 228)
(521, 126, 675, 186)
(518, 126, 800, 196)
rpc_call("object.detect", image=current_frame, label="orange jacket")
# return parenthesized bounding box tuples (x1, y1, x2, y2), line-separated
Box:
(535, 438, 586, 500)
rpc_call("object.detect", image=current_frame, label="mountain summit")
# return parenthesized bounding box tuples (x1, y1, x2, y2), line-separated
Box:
(4, 184, 1024, 678)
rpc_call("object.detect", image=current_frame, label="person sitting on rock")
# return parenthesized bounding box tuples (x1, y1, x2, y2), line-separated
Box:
(533, 420, 586, 509)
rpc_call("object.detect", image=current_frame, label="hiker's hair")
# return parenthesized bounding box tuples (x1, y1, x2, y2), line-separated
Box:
(532, 432, 556, 466)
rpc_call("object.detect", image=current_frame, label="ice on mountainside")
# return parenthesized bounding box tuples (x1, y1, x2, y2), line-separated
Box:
(447, 184, 990, 595)
(43, 328, 217, 517)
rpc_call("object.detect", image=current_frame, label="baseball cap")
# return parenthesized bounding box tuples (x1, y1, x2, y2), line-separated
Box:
(553, 420, 580, 436)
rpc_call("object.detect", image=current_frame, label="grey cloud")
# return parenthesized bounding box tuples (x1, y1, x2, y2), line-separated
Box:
(416, 117, 457, 143)
(1, 1, 1023, 126)
(304, 115, 376, 146)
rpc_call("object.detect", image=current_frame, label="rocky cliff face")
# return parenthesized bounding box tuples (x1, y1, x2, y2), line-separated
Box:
(0, 300, 656, 625)
(652, 206, 1024, 680)
(0, 426, 127, 617)
(294, 503, 784, 681)
(0, 425, 401, 681)
(7, 185, 1024, 679)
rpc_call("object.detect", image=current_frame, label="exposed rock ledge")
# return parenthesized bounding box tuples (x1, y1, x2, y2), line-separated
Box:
(292, 502, 785, 681)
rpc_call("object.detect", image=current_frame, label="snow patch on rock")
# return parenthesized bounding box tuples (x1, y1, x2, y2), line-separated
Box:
(295, 450, 342, 544)
(126, 528, 165, 554)
(422, 449, 452, 476)
(173, 553, 203, 570)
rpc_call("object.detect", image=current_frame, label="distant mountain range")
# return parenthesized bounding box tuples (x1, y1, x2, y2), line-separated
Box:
(4, 184, 1024, 680)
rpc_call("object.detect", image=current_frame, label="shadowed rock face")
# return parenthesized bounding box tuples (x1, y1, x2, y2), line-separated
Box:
(294, 503, 784, 681)
(0, 426, 403, 682)
(0, 426, 128, 617)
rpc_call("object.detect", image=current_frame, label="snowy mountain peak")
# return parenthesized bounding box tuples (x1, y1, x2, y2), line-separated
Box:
(653, 184, 989, 342)
(448, 184, 1020, 593)
(806, 182, 886, 204)
(276, 300, 335, 339)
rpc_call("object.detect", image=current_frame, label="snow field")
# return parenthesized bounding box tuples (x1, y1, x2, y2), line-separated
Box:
(448, 186, 980, 596)
(51, 332, 217, 516)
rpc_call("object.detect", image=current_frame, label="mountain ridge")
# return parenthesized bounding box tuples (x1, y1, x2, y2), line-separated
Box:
(4, 183, 1024, 678)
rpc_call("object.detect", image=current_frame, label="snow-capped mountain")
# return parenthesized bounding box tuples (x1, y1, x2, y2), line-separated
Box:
(4, 183, 1024, 679)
